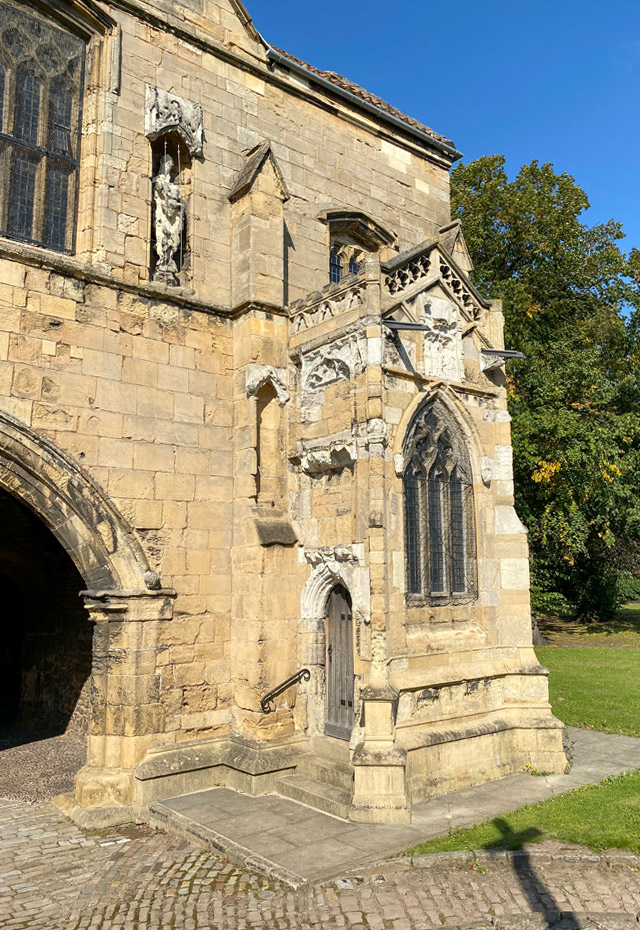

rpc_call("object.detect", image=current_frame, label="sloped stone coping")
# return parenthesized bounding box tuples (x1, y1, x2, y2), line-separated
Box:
(381, 845, 640, 872)
(148, 800, 306, 890)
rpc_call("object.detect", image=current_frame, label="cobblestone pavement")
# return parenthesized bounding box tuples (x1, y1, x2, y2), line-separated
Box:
(0, 733, 85, 802)
(2, 798, 640, 929)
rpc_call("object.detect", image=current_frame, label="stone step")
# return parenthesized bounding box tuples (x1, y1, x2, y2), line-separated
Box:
(309, 735, 351, 763)
(296, 753, 354, 792)
(275, 774, 352, 820)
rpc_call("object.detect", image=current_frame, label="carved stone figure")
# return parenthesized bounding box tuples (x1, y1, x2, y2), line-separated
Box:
(421, 294, 462, 382)
(145, 86, 204, 157)
(152, 154, 185, 286)
(302, 332, 367, 390)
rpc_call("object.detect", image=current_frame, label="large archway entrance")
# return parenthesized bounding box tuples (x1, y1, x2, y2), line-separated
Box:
(0, 490, 92, 798)
(0, 412, 175, 811)
(0, 490, 93, 735)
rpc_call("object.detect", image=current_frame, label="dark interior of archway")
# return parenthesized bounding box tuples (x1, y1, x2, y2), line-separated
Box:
(0, 490, 93, 746)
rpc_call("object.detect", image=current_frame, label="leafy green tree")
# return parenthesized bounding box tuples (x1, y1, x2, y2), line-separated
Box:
(451, 156, 640, 619)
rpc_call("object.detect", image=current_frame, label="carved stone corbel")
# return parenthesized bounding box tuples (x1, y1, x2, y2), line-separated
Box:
(298, 442, 356, 475)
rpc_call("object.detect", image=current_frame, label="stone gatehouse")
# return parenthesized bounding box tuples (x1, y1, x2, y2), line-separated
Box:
(0, 0, 566, 824)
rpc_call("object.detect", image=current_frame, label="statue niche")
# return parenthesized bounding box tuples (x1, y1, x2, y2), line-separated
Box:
(150, 137, 189, 286)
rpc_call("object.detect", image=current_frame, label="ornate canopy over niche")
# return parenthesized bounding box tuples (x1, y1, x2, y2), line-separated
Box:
(302, 331, 367, 391)
(245, 364, 289, 405)
(145, 86, 204, 157)
(319, 210, 396, 252)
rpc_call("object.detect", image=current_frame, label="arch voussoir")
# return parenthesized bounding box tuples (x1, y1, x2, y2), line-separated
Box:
(0, 411, 157, 592)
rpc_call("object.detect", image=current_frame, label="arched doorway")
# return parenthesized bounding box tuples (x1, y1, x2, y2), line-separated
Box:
(325, 584, 355, 740)
(0, 490, 93, 798)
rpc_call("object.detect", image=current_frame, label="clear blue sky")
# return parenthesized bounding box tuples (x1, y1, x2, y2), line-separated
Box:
(250, 0, 640, 255)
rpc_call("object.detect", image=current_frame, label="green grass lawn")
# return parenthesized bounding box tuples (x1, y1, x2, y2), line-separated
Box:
(407, 771, 640, 856)
(406, 604, 640, 857)
(537, 645, 640, 737)
(538, 602, 640, 647)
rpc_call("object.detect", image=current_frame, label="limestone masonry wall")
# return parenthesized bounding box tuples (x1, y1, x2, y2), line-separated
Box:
(0, 0, 566, 822)
(0, 254, 234, 742)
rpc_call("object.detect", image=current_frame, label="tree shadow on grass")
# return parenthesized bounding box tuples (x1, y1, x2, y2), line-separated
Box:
(539, 605, 640, 642)
(484, 819, 581, 928)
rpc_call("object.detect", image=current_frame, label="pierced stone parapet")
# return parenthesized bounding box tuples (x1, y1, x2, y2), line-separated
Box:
(381, 241, 488, 321)
(384, 251, 432, 295)
(438, 258, 479, 316)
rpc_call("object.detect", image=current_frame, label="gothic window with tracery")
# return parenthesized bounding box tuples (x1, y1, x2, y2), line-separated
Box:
(403, 399, 477, 602)
(0, 1, 85, 253)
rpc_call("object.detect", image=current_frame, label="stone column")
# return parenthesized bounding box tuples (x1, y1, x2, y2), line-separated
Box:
(73, 588, 174, 810)
(350, 254, 411, 823)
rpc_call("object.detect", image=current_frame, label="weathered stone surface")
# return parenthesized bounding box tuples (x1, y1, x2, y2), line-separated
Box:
(0, 0, 564, 823)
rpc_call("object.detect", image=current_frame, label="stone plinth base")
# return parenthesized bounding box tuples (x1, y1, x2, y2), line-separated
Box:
(400, 711, 567, 805)
(351, 744, 411, 824)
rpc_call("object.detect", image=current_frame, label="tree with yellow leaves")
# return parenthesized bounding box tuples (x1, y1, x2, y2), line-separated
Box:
(452, 156, 640, 619)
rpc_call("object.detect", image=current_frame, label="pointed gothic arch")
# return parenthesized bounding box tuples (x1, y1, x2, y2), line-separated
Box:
(0, 410, 158, 591)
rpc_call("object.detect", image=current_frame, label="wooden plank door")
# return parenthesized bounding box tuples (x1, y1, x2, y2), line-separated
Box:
(325, 584, 354, 740)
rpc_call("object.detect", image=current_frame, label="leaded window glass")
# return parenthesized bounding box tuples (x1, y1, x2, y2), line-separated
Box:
(330, 248, 343, 283)
(0, 1, 85, 252)
(0, 66, 6, 132)
(404, 469, 423, 596)
(403, 399, 477, 603)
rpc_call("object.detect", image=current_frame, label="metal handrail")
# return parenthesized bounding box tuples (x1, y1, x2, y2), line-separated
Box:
(260, 668, 311, 714)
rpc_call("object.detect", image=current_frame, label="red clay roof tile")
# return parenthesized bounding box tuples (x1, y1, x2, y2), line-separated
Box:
(269, 46, 454, 148)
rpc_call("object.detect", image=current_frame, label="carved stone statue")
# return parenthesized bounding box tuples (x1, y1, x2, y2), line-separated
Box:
(152, 154, 185, 286)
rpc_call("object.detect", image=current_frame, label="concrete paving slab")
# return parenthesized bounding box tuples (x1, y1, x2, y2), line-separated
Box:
(152, 727, 640, 885)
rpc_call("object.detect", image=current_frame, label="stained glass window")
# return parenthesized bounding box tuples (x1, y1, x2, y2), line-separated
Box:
(428, 471, 446, 593)
(404, 470, 423, 595)
(403, 400, 477, 602)
(9, 152, 37, 240)
(0, 1, 84, 252)
(15, 68, 41, 145)
(450, 468, 467, 593)
(0, 67, 5, 132)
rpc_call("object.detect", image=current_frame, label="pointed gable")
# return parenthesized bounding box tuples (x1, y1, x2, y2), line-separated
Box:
(438, 220, 473, 274)
(135, 0, 267, 61)
(228, 142, 290, 203)
(218, 0, 266, 52)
